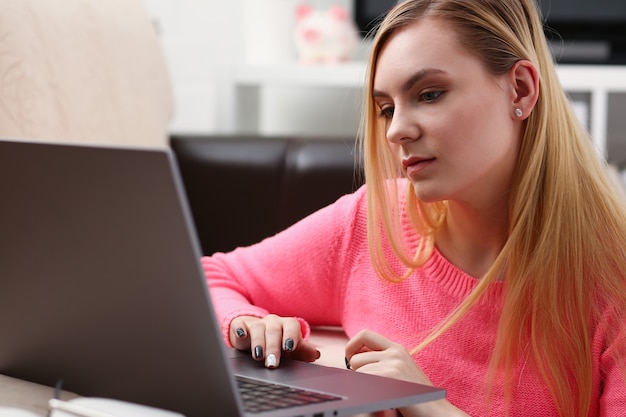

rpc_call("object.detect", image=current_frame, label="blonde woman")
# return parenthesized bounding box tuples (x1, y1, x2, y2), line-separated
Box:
(203, 0, 626, 415)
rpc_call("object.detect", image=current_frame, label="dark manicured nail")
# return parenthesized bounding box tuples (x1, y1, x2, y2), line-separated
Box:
(254, 345, 263, 359)
(344, 357, 351, 370)
(236, 327, 246, 338)
(284, 338, 294, 351)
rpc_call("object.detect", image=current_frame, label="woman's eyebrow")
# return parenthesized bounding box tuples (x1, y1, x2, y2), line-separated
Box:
(372, 68, 448, 98)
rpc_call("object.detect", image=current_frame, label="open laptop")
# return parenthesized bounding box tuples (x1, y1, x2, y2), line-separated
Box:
(0, 138, 444, 417)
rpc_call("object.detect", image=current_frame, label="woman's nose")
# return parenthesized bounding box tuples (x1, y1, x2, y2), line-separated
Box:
(385, 108, 421, 144)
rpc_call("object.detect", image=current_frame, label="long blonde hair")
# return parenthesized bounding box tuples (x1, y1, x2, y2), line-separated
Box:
(360, 0, 626, 415)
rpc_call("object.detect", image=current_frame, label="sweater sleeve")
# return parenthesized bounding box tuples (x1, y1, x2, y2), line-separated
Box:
(202, 186, 367, 346)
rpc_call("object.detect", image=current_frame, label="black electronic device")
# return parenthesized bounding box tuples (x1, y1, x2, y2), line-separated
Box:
(353, 0, 626, 64)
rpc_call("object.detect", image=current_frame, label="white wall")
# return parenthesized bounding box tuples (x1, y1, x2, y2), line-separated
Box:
(142, 0, 235, 134)
(143, 0, 363, 137)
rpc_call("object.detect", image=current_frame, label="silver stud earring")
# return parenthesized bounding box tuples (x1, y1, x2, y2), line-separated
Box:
(515, 108, 523, 118)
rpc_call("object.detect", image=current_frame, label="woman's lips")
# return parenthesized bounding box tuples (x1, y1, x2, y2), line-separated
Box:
(402, 156, 436, 176)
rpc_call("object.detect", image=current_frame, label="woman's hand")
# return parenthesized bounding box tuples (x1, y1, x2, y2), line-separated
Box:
(345, 329, 469, 417)
(230, 314, 320, 368)
(345, 329, 432, 384)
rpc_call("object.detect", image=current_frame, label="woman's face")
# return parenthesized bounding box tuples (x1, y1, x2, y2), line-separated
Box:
(373, 18, 521, 209)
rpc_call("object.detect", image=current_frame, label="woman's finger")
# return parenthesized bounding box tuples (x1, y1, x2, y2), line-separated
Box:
(287, 340, 322, 363)
(247, 318, 268, 362)
(345, 329, 396, 360)
(262, 315, 284, 368)
(281, 317, 303, 353)
(229, 316, 254, 350)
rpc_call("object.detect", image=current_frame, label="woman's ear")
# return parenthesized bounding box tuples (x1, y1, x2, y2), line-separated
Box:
(509, 60, 539, 120)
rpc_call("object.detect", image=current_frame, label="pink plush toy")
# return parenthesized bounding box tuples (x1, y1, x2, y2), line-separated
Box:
(294, 4, 360, 64)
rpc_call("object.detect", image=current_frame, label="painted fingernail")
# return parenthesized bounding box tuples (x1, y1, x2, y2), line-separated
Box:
(254, 345, 263, 359)
(284, 338, 294, 351)
(266, 354, 277, 368)
(344, 357, 351, 370)
(236, 328, 246, 338)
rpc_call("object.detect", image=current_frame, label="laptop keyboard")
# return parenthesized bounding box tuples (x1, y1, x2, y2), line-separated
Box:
(235, 375, 342, 413)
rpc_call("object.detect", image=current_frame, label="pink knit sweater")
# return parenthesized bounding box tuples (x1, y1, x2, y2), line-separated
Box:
(202, 184, 625, 416)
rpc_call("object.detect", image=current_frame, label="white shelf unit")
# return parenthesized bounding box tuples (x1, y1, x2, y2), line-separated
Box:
(556, 66, 626, 157)
(233, 63, 626, 157)
(233, 63, 367, 135)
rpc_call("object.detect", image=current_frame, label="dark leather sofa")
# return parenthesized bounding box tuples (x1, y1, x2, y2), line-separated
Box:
(170, 135, 364, 255)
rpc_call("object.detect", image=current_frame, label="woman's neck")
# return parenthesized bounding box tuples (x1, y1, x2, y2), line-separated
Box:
(435, 200, 508, 279)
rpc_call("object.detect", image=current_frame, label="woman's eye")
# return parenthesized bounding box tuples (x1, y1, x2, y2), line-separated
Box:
(421, 91, 443, 102)
(378, 106, 395, 119)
